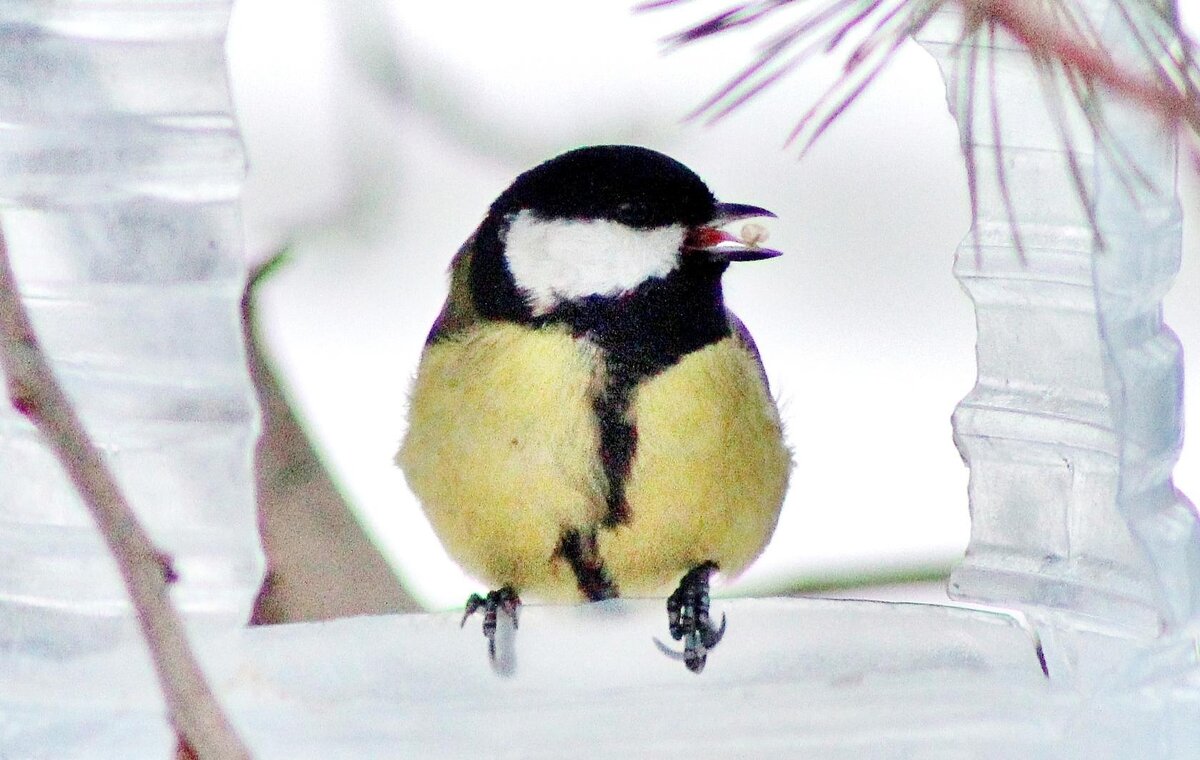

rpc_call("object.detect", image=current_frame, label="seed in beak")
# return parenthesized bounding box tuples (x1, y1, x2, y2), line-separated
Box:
(740, 222, 769, 247)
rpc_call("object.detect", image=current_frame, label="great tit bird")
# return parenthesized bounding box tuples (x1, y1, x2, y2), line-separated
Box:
(397, 145, 790, 673)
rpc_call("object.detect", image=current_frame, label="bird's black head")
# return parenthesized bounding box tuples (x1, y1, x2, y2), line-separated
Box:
(489, 145, 718, 229)
(469, 145, 780, 329)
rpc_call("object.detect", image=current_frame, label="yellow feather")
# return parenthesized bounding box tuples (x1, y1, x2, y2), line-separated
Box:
(398, 325, 790, 601)
(397, 323, 606, 599)
(599, 337, 791, 595)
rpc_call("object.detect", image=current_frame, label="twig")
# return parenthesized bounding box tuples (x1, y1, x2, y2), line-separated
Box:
(973, 0, 1200, 135)
(644, 0, 1200, 141)
(643, 0, 1198, 258)
(0, 224, 251, 759)
(962, 34, 982, 266)
(988, 23, 1028, 264)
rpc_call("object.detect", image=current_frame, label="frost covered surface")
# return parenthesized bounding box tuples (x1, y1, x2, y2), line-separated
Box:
(10, 598, 1200, 756)
(0, 598, 1058, 757)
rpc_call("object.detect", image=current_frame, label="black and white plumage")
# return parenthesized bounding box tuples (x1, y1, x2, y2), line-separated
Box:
(398, 145, 791, 672)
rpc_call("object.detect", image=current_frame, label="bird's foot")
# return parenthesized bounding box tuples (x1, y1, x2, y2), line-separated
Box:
(461, 586, 521, 666)
(654, 561, 726, 674)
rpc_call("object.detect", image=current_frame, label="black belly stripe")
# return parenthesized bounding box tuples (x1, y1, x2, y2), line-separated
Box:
(545, 261, 735, 529)
(593, 364, 639, 527)
(463, 222, 761, 597)
(474, 235, 736, 543)
(557, 529, 618, 601)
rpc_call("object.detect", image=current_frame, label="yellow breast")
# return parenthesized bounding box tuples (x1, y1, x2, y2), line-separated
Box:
(398, 324, 791, 601)
(397, 323, 607, 598)
(598, 337, 791, 595)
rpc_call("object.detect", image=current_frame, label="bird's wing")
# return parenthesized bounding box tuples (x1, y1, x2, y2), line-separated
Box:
(726, 310, 771, 392)
(425, 227, 484, 345)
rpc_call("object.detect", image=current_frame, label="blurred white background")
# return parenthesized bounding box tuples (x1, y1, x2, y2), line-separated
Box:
(225, 0, 1200, 610)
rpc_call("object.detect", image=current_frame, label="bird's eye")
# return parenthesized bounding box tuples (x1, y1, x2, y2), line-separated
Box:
(614, 201, 637, 220)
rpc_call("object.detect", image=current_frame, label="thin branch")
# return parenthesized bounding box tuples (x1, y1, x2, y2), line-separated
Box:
(1038, 57, 1107, 251)
(790, 30, 911, 153)
(974, 0, 1200, 134)
(643, 0, 1198, 262)
(1027, 0, 1157, 204)
(827, 0, 891, 51)
(679, 0, 866, 121)
(962, 36, 982, 267)
(644, 0, 1200, 143)
(988, 22, 1028, 264)
(0, 224, 251, 759)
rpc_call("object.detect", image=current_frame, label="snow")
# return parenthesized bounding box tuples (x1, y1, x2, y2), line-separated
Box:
(4, 598, 1070, 758)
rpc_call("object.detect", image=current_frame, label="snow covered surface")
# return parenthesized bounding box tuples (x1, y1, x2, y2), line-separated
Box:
(2, 598, 1061, 758)
(11, 597, 1200, 758)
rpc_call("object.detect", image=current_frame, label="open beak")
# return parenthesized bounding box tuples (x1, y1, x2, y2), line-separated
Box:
(684, 202, 783, 263)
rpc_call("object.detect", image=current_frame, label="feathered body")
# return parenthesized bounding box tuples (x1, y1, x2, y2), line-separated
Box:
(397, 145, 790, 603)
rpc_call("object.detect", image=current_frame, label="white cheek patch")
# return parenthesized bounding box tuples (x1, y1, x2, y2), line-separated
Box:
(502, 211, 685, 315)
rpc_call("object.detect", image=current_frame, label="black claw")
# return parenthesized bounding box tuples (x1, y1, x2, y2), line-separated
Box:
(703, 612, 727, 649)
(461, 593, 486, 627)
(461, 587, 521, 666)
(658, 562, 724, 674)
